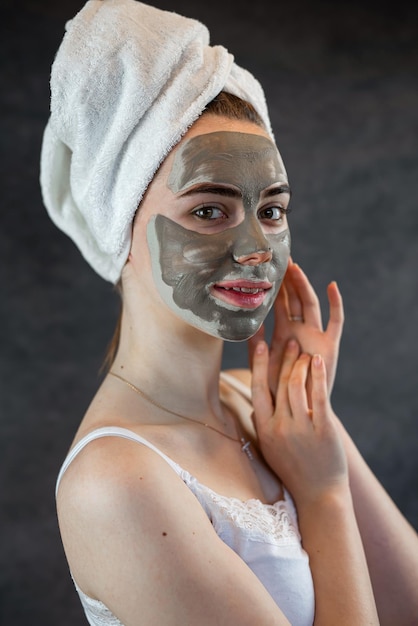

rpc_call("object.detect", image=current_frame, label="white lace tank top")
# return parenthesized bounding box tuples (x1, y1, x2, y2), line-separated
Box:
(56, 376, 315, 626)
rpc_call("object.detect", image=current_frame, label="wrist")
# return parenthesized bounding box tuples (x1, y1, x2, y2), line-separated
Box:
(295, 481, 353, 520)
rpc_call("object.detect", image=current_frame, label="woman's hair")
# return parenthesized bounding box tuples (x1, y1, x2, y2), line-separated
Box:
(101, 92, 266, 373)
(203, 91, 265, 128)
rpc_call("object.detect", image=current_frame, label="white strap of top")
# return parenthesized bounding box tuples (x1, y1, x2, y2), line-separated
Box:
(56, 374, 252, 497)
(55, 426, 181, 497)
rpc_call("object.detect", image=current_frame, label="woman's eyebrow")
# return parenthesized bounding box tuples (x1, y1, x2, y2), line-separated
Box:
(262, 184, 291, 198)
(179, 183, 291, 198)
(179, 185, 242, 198)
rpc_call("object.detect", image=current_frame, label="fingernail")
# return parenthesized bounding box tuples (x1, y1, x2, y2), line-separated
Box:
(313, 354, 322, 367)
(256, 341, 266, 355)
(287, 339, 298, 350)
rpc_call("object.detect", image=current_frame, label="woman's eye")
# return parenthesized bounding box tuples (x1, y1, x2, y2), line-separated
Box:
(193, 206, 226, 220)
(258, 206, 285, 221)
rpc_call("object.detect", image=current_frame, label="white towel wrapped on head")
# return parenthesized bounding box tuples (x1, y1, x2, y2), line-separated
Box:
(40, 0, 273, 283)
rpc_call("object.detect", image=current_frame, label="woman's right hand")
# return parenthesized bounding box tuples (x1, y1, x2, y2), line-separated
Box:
(251, 338, 348, 506)
(251, 339, 380, 625)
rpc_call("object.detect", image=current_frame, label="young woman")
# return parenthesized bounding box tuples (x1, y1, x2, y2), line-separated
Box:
(42, 2, 418, 625)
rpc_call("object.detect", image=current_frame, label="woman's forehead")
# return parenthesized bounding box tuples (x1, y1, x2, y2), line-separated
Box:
(167, 130, 287, 194)
(155, 115, 273, 176)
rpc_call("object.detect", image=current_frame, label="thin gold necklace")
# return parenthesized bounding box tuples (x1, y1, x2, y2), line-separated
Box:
(109, 371, 253, 461)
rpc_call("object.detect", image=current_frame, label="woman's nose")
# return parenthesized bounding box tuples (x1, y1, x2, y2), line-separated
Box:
(233, 248, 273, 266)
(232, 217, 273, 266)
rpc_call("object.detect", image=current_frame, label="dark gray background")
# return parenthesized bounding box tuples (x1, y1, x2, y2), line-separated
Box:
(1, 0, 417, 623)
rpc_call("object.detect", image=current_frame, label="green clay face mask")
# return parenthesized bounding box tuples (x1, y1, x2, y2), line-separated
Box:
(168, 131, 288, 208)
(146, 131, 291, 341)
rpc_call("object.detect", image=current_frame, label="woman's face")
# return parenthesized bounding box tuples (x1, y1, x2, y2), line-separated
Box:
(129, 115, 291, 341)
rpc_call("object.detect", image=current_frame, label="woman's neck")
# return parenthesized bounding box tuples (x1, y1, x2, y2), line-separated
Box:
(111, 304, 226, 419)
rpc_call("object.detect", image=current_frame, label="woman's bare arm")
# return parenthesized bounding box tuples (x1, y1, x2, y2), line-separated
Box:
(248, 261, 418, 623)
(336, 417, 418, 625)
(252, 340, 379, 625)
(229, 365, 418, 624)
(57, 437, 290, 626)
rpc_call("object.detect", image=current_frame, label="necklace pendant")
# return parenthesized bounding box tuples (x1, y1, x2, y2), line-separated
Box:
(241, 438, 253, 461)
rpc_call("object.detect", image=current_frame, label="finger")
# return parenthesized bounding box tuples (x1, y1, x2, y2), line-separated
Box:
(284, 262, 304, 321)
(310, 354, 328, 425)
(275, 339, 300, 417)
(274, 280, 292, 327)
(271, 284, 293, 352)
(251, 341, 274, 428)
(268, 287, 290, 378)
(288, 263, 322, 328)
(248, 325, 265, 369)
(287, 353, 312, 420)
(269, 285, 292, 376)
(325, 281, 344, 342)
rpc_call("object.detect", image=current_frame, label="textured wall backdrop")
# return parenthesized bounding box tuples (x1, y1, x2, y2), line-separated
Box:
(1, 0, 417, 623)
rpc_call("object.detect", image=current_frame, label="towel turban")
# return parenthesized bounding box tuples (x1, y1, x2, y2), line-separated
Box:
(40, 0, 273, 283)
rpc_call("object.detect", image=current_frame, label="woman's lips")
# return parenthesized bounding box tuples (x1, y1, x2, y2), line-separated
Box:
(211, 280, 272, 309)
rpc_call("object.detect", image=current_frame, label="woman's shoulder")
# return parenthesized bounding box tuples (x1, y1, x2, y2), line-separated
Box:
(57, 425, 186, 508)
(56, 425, 287, 625)
(56, 430, 204, 595)
(220, 368, 255, 440)
(223, 368, 252, 385)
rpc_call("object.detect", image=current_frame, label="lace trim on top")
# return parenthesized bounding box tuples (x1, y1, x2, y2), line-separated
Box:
(56, 426, 302, 548)
(58, 426, 305, 626)
(180, 471, 301, 547)
(74, 579, 123, 626)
